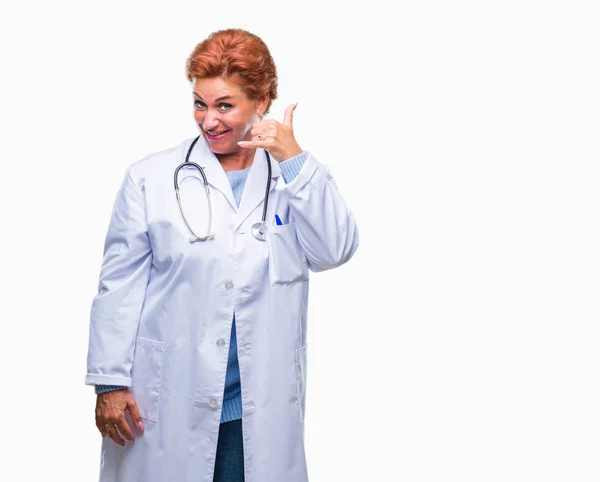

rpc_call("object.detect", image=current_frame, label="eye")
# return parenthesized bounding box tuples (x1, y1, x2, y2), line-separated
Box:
(193, 101, 232, 111)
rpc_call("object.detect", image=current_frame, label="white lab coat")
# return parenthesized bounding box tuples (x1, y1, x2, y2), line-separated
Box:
(85, 135, 359, 482)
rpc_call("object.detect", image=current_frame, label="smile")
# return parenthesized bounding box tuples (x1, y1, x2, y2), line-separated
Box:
(205, 129, 230, 140)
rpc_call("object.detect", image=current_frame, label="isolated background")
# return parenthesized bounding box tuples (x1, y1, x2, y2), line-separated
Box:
(1, 1, 598, 480)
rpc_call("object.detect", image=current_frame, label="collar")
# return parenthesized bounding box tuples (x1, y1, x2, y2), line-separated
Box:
(186, 135, 281, 231)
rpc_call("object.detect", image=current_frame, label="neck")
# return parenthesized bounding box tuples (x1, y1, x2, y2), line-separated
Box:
(216, 148, 256, 172)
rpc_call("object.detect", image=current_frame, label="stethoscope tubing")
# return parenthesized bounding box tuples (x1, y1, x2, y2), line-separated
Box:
(174, 135, 272, 242)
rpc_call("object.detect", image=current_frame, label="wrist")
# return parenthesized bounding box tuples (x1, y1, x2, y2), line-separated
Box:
(280, 147, 303, 162)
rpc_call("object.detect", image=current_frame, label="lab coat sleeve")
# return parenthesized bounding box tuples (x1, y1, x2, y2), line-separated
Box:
(85, 167, 153, 387)
(281, 151, 359, 272)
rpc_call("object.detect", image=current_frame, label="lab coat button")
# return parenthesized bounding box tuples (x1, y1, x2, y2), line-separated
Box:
(216, 338, 225, 346)
(209, 398, 218, 408)
(225, 281, 234, 290)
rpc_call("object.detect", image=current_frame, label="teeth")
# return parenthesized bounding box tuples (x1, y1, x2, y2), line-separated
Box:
(208, 130, 227, 136)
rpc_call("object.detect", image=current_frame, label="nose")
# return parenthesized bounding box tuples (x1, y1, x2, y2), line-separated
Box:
(202, 109, 221, 130)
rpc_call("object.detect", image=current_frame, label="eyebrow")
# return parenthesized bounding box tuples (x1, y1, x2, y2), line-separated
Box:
(193, 93, 234, 102)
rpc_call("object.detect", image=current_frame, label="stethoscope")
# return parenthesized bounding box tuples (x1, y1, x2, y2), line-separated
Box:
(174, 135, 272, 243)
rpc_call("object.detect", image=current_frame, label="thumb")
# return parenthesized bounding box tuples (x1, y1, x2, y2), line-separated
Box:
(127, 397, 144, 432)
(283, 103, 297, 128)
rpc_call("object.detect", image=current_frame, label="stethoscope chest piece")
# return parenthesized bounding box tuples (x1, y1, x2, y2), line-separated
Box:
(251, 221, 268, 242)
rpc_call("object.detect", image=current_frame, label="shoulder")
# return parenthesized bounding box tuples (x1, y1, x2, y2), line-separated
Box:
(126, 137, 195, 186)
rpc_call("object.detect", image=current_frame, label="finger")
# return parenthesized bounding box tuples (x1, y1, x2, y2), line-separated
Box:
(127, 398, 144, 432)
(238, 138, 274, 149)
(283, 103, 297, 128)
(253, 130, 277, 141)
(116, 416, 135, 443)
(96, 421, 108, 438)
(250, 122, 277, 138)
(249, 119, 270, 135)
(237, 141, 259, 148)
(96, 409, 106, 437)
(106, 424, 126, 446)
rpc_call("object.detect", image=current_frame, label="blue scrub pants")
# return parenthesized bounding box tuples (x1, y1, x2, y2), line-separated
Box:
(213, 419, 245, 481)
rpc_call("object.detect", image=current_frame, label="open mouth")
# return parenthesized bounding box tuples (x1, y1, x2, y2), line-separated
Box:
(205, 129, 230, 140)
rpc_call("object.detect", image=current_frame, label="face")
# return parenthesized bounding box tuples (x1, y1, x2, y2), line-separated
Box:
(192, 76, 267, 154)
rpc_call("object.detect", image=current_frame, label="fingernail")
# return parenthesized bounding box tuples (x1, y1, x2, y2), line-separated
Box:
(139, 421, 144, 431)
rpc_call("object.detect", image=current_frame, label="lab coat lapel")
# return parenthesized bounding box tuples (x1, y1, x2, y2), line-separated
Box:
(234, 148, 280, 231)
(188, 135, 237, 210)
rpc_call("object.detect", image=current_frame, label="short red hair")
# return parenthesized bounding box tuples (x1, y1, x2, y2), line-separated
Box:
(185, 28, 278, 117)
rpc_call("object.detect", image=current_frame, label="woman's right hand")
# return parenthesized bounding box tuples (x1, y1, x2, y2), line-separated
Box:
(95, 388, 144, 446)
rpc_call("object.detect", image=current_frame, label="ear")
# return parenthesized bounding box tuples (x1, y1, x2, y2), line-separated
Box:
(256, 93, 269, 117)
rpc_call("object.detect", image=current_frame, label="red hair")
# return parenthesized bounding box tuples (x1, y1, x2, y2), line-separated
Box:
(185, 28, 278, 116)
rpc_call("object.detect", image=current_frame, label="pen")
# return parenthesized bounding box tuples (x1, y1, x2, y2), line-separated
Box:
(275, 214, 283, 225)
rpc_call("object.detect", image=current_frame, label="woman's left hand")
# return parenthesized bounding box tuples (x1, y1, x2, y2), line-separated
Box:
(238, 104, 303, 162)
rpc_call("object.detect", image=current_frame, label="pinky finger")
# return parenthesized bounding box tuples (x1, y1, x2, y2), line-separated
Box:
(108, 427, 126, 446)
(238, 140, 273, 149)
(237, 141, 258, 148)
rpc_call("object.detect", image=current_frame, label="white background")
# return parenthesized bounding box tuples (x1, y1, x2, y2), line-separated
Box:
(1, 1, 598, 480)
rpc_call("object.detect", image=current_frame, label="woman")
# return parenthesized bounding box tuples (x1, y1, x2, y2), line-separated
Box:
(85, 28, 359, 482)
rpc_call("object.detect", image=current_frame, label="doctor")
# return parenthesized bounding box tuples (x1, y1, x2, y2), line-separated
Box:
(85, 28, 359, 482)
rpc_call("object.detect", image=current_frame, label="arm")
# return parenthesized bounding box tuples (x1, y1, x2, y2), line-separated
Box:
(280, 151, 359, 272)
(237, 104, 359, 271)
(85, 167, 153, 387)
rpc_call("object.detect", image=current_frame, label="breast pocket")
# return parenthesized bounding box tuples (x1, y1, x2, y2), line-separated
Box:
(266, 222, 309, 286)
(129, 336, 166, 423)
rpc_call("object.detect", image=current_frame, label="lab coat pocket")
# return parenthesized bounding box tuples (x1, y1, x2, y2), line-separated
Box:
(295, 344, 308, 423)
(267, 223, 309, 286)
(129, 336, 166, 423)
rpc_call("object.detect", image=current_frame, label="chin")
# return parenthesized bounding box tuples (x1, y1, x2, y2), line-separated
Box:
(210, 144, 233, 155)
